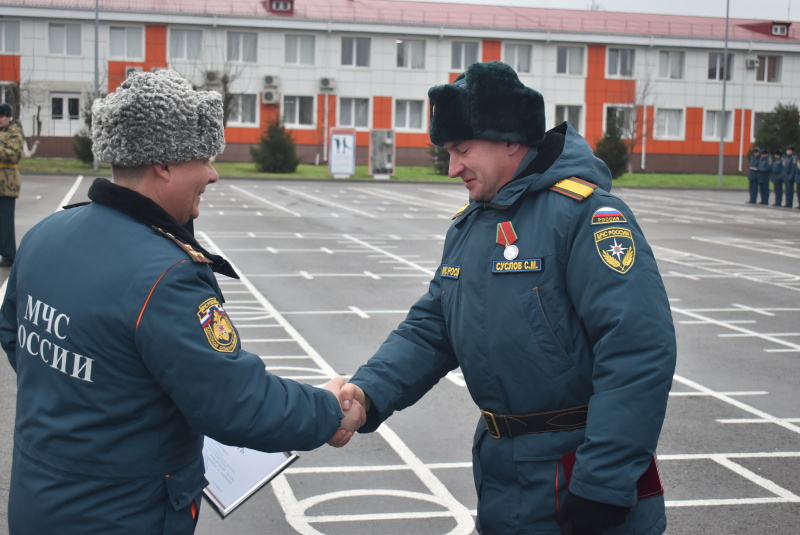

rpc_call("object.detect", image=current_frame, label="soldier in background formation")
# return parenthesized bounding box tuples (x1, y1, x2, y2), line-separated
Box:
(747, 146, 797, 207)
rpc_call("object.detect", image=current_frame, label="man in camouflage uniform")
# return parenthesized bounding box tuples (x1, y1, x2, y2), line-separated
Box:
(0, 102, 23, 267)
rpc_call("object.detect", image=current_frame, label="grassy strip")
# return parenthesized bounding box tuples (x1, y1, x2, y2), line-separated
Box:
(19, 158, 750, 188)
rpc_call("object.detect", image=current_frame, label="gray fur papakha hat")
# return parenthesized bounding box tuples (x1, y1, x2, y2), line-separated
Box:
(428, 61, 546, 147)
(92, 69, 225, 166)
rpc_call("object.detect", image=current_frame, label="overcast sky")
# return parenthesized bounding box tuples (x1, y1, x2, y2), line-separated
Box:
(388, 0, 797, 21)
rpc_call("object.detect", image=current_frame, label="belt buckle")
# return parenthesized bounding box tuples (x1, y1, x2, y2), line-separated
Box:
(481, 409, 502, 439)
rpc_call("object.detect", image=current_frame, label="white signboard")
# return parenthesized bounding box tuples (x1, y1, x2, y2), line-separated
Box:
(202, 437, 298, 517)
(329, 130, 356, 177)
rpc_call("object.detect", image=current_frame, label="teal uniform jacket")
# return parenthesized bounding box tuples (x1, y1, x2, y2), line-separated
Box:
(350, 123, 676, 535)
(0, 179, 344, 534)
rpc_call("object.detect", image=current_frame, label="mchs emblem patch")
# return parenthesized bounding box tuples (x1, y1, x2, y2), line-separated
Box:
(197, 297, 238, 352)
(594, 227, 635, 274)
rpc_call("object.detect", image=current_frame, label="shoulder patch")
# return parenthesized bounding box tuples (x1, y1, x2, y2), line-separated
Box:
(594, 227, 635, 274)
(550, 177, 597, 201)
(197, 297, 238, 352)
(153, 226, 212, 265)
(591, 206, 627, 225)
(452, 203, 470, 220)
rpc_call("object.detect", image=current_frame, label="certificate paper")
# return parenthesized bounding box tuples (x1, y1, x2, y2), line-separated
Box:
(202, 437, 299, 517)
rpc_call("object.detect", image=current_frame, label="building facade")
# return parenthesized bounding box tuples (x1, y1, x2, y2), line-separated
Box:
(1, 0, 798, 173)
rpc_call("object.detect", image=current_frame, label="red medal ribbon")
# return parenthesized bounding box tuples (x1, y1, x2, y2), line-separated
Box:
(496, 221, 518, 247)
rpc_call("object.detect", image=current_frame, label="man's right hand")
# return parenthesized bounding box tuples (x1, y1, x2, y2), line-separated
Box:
(339, 382, 371, 413)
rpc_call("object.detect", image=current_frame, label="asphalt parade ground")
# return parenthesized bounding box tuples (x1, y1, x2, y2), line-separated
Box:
(0, 174, 798, 535)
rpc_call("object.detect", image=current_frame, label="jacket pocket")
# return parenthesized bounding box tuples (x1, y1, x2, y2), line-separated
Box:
(519, 287, 575, 378)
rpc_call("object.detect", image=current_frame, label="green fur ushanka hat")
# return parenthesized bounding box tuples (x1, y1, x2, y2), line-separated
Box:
(428, 61, 546, 147)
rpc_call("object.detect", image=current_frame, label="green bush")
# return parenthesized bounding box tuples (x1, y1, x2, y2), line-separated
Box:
(73, 129, 94, 165)
(250, 117, 300, 173)
(594, 120, 629, 179)
(429, 144, 450, 175)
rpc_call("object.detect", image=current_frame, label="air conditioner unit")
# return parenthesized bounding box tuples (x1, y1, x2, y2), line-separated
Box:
(745, 57, 760, 69)
(320, 77, 336, 91)
(125, 66, 143, 78)
(263, 74, 280, 88)
(205, 70, 221, 83)
(262, 90, 280, 105)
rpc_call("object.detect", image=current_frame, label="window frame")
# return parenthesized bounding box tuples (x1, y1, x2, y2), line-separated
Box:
(503, 42, 532, 73)
(606, 47, 635, 78)
(285, 33, 315, 66)
(0, 20, 21, 54)
(396, 38, 426, 69)
(394, 99, 425, 131)
(108, 25, 144, 61)
(755, 54, 782, 83)
(604, 104, 636, 139)
(48, 22, 82, 56)
(168, 28, 203, 61)
(657, 50, 685, 80)
(556, 45, 584, 76)
(338, 97, 370, 129)
(707, 52, 733, 81)
(341, 36, 370, 68)
(282, 95, 315, 127)
(227, 94, 258, 126)
(703, 109, 733, 141)
(226, 31, 258, 64)
(451, 40, 480, 71)
(653, 108, 685, 140)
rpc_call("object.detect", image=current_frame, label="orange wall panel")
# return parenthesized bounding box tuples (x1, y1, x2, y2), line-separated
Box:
(373, 96, 393, 129)
(0, 55, 20, 81)
(107, 25, 169, 92)
(482, 40, 501, 62)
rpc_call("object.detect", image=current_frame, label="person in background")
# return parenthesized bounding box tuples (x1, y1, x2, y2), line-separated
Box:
(780, 145, 797, 208)
(756, 148, 772, 205)
(0, 102, 22, 267)
(339, 61, 676, 535)
(770, 148, 784, 207)
(746, 147, 761, 204)
(0, 70, 364, 535)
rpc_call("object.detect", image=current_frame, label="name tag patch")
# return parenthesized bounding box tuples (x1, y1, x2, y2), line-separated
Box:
(491, 259, 543, 273)
(440, 264, 461, 279)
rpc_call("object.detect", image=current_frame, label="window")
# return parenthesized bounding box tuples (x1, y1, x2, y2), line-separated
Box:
(227, 32, 257, 63)
(451, 41, 479, 70)
(285, 34, 314, 65)
(169, 29, 202, 60)
(48, 23, 81, 56)
(0, 20, 20, 54)
(504, 43, 531, 73)
(339, 98, 369, 128)
(606, 105, 635, 137)
(109, 26, 143, 60)
(555, 105, 582, 132)
(283, 95, 313, 126)
(658, 51, 684, 79)
(272, 1, 292, 11)
(227, 94, 257, 125)
(707, 52, 732, 81)
(654, 108, 684, 139)
(0, 84, 17, 108)
(556, 46, 584, 75)
(704, 110, 732, 141)
(756, 55, 782, 83)
(396, 39, 425, 69)
(341, 37, 370, 67)
(395, 99, 424, 129)
(607, 48, 634, 77)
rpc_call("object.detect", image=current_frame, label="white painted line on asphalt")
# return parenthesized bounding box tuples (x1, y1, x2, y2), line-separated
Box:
(713, 456, 800, 501)
(57, 175, 84, 211)
(673, 374, 800, 435)
(348, 306, 370, 318)
(344, 235, 436, 276)
(278, 186, 377, 218)
(229, 184, 302, 217)
(670, 391, 768, 397)
(718, 418, 800, 423)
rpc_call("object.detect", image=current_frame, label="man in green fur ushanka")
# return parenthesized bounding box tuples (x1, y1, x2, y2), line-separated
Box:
(340, 61, 677, 535)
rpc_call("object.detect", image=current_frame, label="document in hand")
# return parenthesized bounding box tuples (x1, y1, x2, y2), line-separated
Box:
(202, 437, 299, 516)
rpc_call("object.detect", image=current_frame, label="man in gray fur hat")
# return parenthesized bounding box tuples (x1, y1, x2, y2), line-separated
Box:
(0, 70, 364, 534)
(339, 61, 676, 535)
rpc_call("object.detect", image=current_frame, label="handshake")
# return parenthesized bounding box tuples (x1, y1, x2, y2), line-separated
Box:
(322, 377, 370, 448)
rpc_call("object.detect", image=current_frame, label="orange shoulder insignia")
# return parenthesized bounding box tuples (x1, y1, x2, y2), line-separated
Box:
(549, 177, 597, 201)
(152, 226, 212, 265)
(452, 203, 470, 220)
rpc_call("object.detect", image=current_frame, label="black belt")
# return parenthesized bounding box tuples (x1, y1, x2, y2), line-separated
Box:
(480, 405, 588, 439)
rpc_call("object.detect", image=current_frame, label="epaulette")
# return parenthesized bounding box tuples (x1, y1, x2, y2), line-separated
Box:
(452, 202, 470, 220)
(152, 226, 212, 265)
(549, 177, 597, 201)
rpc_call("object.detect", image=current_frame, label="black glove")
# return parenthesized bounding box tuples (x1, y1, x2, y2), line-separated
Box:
(557, 491, 630, 535)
